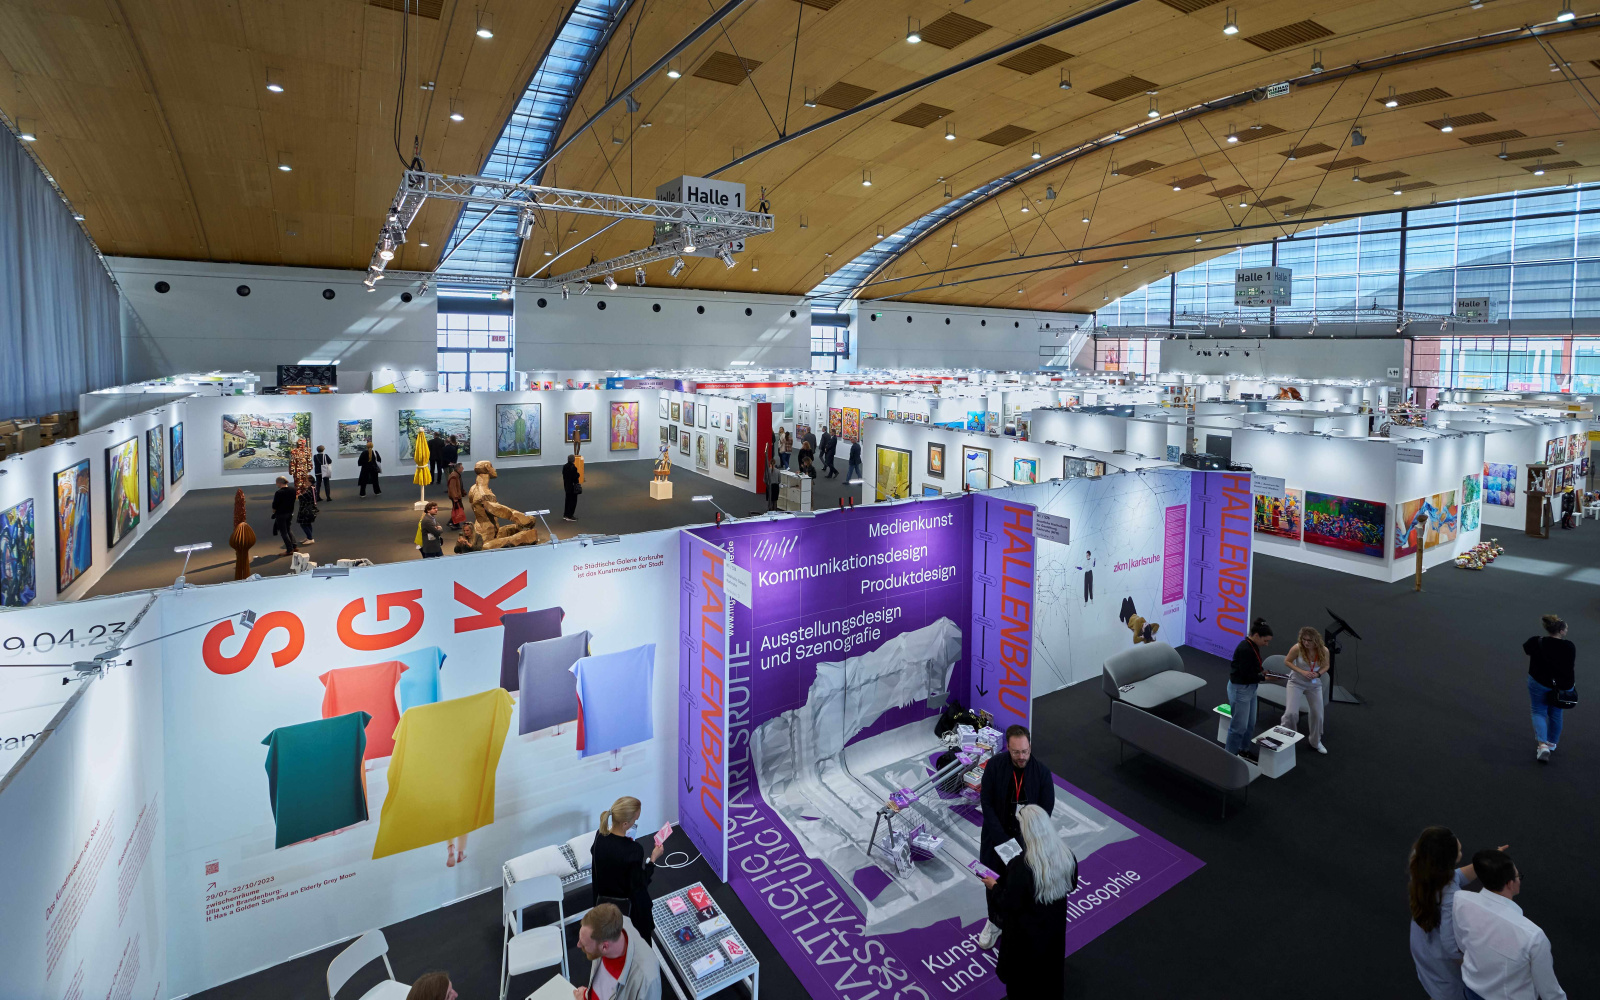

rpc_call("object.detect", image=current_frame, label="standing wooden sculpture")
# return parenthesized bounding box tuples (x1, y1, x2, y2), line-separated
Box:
(229, 488, 256, 579)
(467, 460, 541, 548)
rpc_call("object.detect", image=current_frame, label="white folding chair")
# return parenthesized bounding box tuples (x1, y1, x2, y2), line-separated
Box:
(327, 929, 411, 1000)
(500, 873, 568, 1000)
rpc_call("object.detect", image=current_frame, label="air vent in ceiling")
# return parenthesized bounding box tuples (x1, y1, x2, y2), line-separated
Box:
(1168, 174, 1216, 188)
(1527, 160, 1582, 171)
(1377, 87, 1451, 108)
(1460, 129, 1526, 145)
(369, 0, 443, 17)
(794, 0, 843, 9)
(1243, 19, 1333, 52)
(998, 44, 1071, 75)
(1088, 75, 1161, 101)
(891, 103, 953, 128)
(1362, 170, 1409, 183)
(816, 81, 875, 109)
(920, 12, 992, 48)
(1425, 112, 1494, 130)
(1158, 0, 1224, 11)
(1397, 181, 1436, 191)
(1282, 204, 1324, 216)
(1231, 123, 1288, 144)
(1212, 184, 1252, 198)
(695, 51, 763, 85)
(1118, 159, 1164, 176)
(1257, 196, 1294, 207)
(1279, 142, 1335, 158)
(1503, 147, 1558, 160)
(1319, 157, 1370, 170)
(976, 124, 1036, 146)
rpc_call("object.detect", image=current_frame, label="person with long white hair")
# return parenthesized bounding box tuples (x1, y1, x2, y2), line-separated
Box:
(994, 803, 1077, 997)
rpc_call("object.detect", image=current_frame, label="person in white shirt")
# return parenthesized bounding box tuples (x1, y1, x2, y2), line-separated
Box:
(1453, 849, 1566, 1000)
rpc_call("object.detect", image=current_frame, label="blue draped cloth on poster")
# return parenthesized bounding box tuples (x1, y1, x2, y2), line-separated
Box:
(261, 712, 370, 849)
(395, 645, 448, 713)
(571, 644, 655, 757)
(517, 630, 590, 735)
(498, 606, 564, 692)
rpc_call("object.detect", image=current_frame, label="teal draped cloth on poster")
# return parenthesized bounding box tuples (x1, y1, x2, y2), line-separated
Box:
(262, 712, 370, 849)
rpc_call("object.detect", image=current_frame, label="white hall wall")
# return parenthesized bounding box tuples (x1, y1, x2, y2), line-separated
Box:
(856, 303, 1094, 370)
(1160, 338, 1405, 382)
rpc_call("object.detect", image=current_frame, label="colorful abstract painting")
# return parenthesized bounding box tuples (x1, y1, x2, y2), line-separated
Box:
(1394, 497, 1427, 559)
(495, 403, 541, 457)
(1545, 437, 1564, 465)
(927, 442, 945, 479)
(962, 445, 991, 491)
(399, 408, 471, 460)
(1484, 462, 1517, 506)
(1254, 489, 1302, 541)
(1462, 502, 1480, 531)
(223, 412, 310, 470)
(1304, 492, 1385, 558)
(716, 437, 729, 467)
(874, 446, 912, 501)
(683, 401, 695, 426)
(145, 425, 164, 511)
(1, 498, 36, 607)
(1425, 490, 1459, 548)
(1013, 457, 1039, 485)
(609, 401, 640, 452)
(1461, 473, 1481, 506)
(170, 422, 185, 484)
(55, 460, 92, 592)
(105, 436, 140, 547)
(828, 407, 843, 436)
(842, 407, 861, 442)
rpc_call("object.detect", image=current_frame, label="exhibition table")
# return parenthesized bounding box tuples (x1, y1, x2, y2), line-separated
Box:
(652, 882, 759, 1000)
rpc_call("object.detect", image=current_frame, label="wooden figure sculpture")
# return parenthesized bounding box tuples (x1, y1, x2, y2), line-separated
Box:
(229, 488, 255, 579)
(654, 444, 672, 480)
(466, 460, 541, 549)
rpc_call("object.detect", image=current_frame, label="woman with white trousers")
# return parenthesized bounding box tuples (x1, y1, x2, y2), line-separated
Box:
(1283, 626, 1329, 753)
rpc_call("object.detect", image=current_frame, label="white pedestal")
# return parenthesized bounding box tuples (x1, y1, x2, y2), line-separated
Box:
(1213, 705, 1231, 744)
(1252, 725, 1304, 778)
(650, 478, 673, 500)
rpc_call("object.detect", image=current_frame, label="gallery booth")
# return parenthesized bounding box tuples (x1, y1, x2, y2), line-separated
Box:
(0, 462, 1256, 1000)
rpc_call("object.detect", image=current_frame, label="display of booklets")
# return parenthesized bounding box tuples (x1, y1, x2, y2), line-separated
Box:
(691, 950, 726, 978)
(675, 925, 697, 945)
(994, 838, 1022, 864)
(666, 895, 689, 915)
(687, 885, 713, 910)
(1253, 725, 1304, 750)
(697, 913, 732, 936)
(720, 936, 750, 962)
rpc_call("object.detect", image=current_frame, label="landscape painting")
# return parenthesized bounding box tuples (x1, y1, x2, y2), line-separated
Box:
(223, 412, 309, 470)
(399, 408, 471, 460)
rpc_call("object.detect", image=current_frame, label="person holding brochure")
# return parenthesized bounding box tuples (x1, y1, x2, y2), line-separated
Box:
(976, 724, 1055, 950)
(589, 796, 665, 942)
(1283, 626, 1329, 754)
(994, 804, 1077, 999)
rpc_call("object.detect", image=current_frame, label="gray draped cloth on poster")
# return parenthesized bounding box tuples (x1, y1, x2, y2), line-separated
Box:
(517, 630, 591, 735)
(498, 606, 565, 691)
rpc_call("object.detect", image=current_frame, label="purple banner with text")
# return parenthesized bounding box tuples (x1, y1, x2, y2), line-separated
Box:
(678, 531, 730, 882)
(1185, 471, 1254, 659)
(969, 495, 1035, 727)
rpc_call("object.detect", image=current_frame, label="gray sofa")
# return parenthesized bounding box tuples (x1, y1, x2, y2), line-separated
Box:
(1101, 641, 1206, 711)
(1111, 701, 1259, 817)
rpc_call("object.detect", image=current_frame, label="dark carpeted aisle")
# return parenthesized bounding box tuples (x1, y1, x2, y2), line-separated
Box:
(190, 521, 1597, 1000)
(89, 458, 860, 597)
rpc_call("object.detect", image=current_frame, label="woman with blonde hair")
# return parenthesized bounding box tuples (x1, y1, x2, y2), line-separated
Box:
(994, 804, 1077, 998)
(590, 796, 665, 941)
(1283, 625, 1329, 754)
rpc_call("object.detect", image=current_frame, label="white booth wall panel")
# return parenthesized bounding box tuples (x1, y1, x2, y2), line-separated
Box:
(857, 304, 1093, 370)
(0, 400, 191, 606)
(1028, 410, 1130, 452)
(179, 390, 664, 490)
(111, 259, 437, 384)
(1162, 339, 1404, 382)
(514, 287, 811, 371)
(1127, 418, 1168, 459)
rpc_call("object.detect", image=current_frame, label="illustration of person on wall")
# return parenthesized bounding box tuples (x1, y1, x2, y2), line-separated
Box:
(1076, 550, 1095, 602)
(1119, 596, 1136, 623)
(446, 830, 467, 867)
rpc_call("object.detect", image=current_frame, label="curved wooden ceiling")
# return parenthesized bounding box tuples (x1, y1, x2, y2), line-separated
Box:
(5, 0, 1600, 314)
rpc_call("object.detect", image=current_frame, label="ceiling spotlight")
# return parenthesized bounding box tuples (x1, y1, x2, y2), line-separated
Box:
(1534, 161, 1546, 175)
(951, 235, 959, 247)
(1045, 185, 1056, 200)
(1350, 127, 1365, 146)
(1020, 199, 1031, 213)
(16, 118, 36, 141)
(1031, 142, 1042, 160)
(802, 87, 815, 107)
(1147, 98, 1160, 119)
(1195, 235, 1203, 242)
(861, 169, 872, 187)
(876, 224, 884, 239)
(945, 123, 955, 140)
(561, 284, 570, 300)
(543, 246, 553, 256)
(1557, 3, 1576, 20)
(667, 62, 682, 79)
(579, 281, 591, 296)
(1082, 213, 1091, 223)
(1393, 187, 1403, 195)
(943, 183, 953, 198)
(419, 242, 429, 247)
(449, 100, 465, 122)
(1172, 180, 1182, 191)
(1440, 114, 1453, 133)
(750, 261, 759, 272)
(718, 247, 736, 268)
(669, 257, 685, 277)
(604, 273, 618, 290)
(1498, 143, 1510, 160)
(277, 153, 292, 172)
(265, 70, 284, 93)
(635, 267, 647, 286)
(1223, 6, 1238, 34)
(475, 9, 494, 38)
(1059, 69, 1072, 91)
(683, 229, 697, 252)
(1351, 167, 1362, 182)
(1226, 123, 1239, 143)
(1110, 161, 1120, 176)
(1384, 87, 1399, 108)
(906, 16, 921, 43)
(1239, 197, 1250, 208)
(1122, 262, 1129, 269)
(72, 211, 85, 221)
(1310, 49, 1324, 74)
(378, 240, 395, 261)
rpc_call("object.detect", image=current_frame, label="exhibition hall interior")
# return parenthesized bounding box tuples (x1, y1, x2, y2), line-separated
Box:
(6, 1, 1600, 998)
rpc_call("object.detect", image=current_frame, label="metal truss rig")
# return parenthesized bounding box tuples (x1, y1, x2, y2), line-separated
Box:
(365, 170, 775, 289)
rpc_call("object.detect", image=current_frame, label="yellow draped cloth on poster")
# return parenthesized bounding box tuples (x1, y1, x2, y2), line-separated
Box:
(372, 688, 513, 859)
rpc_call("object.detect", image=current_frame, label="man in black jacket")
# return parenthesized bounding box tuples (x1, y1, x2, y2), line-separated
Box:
(270, 476, 297, 554)
(1226, 618, 1274, 758)
(440, 434, 460, 475)
(820, 430, 838, 478)
(847, 439, 863, 482)
(976, 724, 1055, 950)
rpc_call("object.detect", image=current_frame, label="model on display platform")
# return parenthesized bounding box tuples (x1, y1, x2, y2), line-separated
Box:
(466, 461, 541, 548)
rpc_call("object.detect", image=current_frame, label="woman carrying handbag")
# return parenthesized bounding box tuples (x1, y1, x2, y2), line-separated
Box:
(1523, 614, 1577, 763)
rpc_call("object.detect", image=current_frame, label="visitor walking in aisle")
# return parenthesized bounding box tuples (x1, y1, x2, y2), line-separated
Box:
(780, 429, 793, 469)
(1454, 849, 1567, 999)
(1523, 615, 1576, 763)
(357, 441, 382, 496)
(798, 433, 816, 477)
(445, 462, 465, 526)
(313, 444, 333, 501)
(269, 476, 297, 554)
(765, 455, 781, 510)
(575, 903, 661, 1000)
(1408, 826, 1511, 1000)
(821, 429, 839, 478)
(590, 796, 665, 942)
(992, 804, 1076, 998)
(418, 501, 443, 559)
(847, 438, 862, 482)
(1226, 619, 1274, 759)
(1283, 626, 1329, 753)
(976, 724, 1056, 951)
(441, 434, 460, 475)
(295, 482, 318, 545)
(562, 454, 582, 522)
(428, 432, 447, 482)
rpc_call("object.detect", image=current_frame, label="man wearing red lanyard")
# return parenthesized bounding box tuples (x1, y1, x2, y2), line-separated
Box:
(1225, 618, 1275, 760)
(976, 724, 1056, 950)
(574, 903, 661, 1000)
